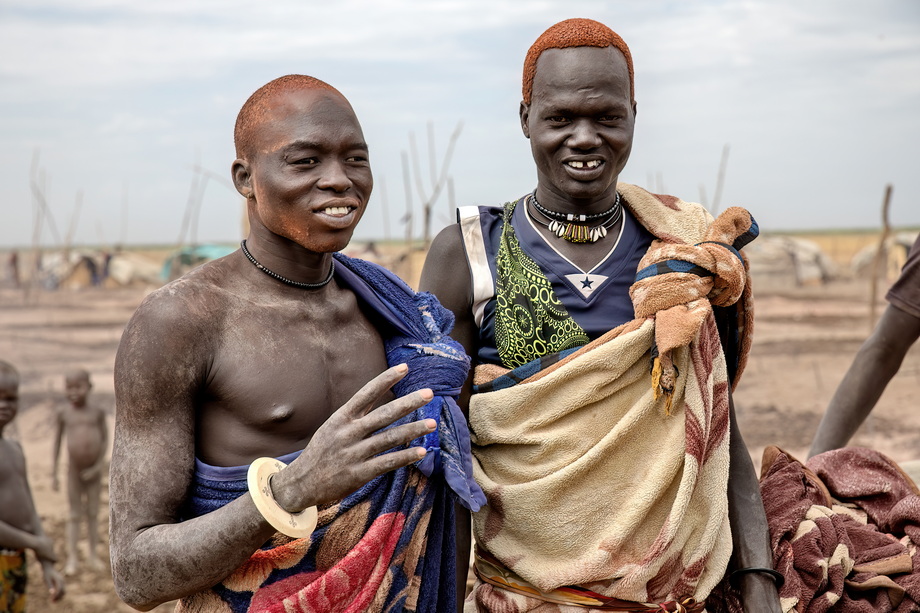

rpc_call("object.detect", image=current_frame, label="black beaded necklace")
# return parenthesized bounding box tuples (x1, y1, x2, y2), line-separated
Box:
(528, 191, 622, 243)
(240, 240, 335, 289)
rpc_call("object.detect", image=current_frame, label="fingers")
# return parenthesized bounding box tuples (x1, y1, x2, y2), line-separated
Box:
(341, 364, 409, 418)
(360, 418, 437, 458)
(361, 388, 434, 434)
(356, 446, 431, 484)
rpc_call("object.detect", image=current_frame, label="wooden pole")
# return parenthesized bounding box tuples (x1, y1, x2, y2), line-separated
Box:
(401, 151, 414, 248)
(711, 143, 731, 217)
(869, 184, 893, 330)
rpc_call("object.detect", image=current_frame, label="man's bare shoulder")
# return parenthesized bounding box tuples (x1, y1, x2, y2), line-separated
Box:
(128, 256, 239, 335)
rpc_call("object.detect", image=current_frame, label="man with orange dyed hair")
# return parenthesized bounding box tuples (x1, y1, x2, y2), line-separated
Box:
(110, 74, 483, 612)
(423, 18, 781, 612)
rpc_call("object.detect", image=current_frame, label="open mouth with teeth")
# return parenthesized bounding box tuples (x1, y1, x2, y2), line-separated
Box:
(321, 206, 355, 217)
(567, 160, 603, 169)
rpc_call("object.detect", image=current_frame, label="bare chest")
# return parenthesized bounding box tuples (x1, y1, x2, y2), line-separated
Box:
(197, 294, 391, 465)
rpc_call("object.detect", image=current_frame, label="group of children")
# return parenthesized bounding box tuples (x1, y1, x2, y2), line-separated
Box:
(0, 363, 106, 610)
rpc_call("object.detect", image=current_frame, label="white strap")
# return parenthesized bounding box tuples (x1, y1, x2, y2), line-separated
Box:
(457, 206, 495, 329)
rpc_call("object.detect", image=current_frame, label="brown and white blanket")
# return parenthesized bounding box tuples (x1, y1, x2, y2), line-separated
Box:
(466, 186, 757, 611)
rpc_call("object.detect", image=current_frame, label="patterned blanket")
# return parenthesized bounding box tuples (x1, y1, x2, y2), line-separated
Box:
(467, 185, 757, 611)
(177, 254, 485, 613)
(709, 446, 920, 613)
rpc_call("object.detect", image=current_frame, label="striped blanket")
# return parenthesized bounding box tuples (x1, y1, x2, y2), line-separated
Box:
(177, 254, 485, 613)
(467, 187, 757, 612)
(708, 446, 920, 613)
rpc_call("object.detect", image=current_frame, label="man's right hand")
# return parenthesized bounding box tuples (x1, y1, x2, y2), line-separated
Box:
(269, 364, 436, 513)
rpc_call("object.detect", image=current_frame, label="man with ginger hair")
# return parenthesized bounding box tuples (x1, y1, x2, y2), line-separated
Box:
(110, 74, 483, 612)
(423, 18, 781, 612)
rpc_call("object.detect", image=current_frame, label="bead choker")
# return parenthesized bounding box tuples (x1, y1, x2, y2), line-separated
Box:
(240, 240, 335, 289)
(528, 191, 622, 243)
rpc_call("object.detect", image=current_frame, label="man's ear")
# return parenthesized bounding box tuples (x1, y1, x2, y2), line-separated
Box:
(231, 159, 253, 199)
(632, 100, 638, 119)
(520, 101, 531, 139)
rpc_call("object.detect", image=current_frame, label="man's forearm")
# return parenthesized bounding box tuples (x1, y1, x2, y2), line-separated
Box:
(0, 519, 42, 552)
(726, 396, 781, 612)
(809, 305, 920, 457)
(112, 492, 276, 610)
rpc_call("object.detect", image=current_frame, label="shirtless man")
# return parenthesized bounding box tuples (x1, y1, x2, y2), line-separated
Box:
(51, 368, 107, 575)
(110, 75, 476, 612)
(0, 360, 65, 609)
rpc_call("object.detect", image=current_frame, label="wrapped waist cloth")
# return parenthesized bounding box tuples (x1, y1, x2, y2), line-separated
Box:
(0, 548, 27, 613)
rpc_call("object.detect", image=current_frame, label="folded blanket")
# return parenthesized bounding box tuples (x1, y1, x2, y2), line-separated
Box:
(177, 253, 485, 613)
(710, 446, 920, 613)
(468, 188, 757, 611)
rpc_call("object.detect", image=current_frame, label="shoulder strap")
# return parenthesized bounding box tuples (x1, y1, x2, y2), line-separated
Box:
(457, 206, 495, 328)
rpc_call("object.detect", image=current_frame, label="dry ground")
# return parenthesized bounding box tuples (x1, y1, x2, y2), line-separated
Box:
(1, 270, 918, 612)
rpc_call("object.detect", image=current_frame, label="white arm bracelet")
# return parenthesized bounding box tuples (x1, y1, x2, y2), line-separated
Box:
(247, 457, 318, 539)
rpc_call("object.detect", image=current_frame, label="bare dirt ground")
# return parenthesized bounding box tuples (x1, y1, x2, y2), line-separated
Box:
(1, 272, 917, 612)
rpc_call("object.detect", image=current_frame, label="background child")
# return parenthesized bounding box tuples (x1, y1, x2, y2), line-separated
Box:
(51, 368, 107, 576)
(0, 360, 65, 608)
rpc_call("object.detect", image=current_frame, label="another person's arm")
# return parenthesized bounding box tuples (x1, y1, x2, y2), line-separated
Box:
(27, 475, 66, 602)
(726, 392, 782, 613)
(809, 304, 920, 457)
(110, 297, 437, 610)
(420, 224, 477, 612)
(50, 408, 63, 491)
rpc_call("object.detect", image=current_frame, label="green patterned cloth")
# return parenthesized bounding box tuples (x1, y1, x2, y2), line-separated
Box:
(494, 198, 589, 369)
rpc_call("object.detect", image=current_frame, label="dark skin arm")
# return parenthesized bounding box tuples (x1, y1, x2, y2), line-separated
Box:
(110, 299, 436, 611)
(809, 304, 920, 457)
(422, 224, 780, 611)
(420, 224, 476, 611)
(51, 408, 63, 491)
(726, 394, 781, 611)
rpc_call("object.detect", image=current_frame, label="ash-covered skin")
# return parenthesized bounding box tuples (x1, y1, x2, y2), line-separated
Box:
(421, 19, 782, 613)
(52, 368, 107, 575)
(0, 363, 66, 602)
(109, 79, 436, 610)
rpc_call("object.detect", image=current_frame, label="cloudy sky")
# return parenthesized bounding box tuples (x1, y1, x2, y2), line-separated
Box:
(1, 0, 918, 249)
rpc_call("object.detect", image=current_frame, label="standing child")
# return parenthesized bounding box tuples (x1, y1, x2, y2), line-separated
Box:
(51, 369, 107, 576)
(0, 360, 65, 609)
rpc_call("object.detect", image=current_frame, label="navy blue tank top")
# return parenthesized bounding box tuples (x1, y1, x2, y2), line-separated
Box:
(459, 196, 654, 367)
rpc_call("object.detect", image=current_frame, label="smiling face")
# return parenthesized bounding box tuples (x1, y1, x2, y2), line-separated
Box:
(521, 45, 636, 214)
(233, 88, 372, 254)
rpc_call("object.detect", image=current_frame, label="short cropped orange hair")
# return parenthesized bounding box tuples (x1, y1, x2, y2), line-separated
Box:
(234, 74, 344, 160)
(522, 18, 635, 105)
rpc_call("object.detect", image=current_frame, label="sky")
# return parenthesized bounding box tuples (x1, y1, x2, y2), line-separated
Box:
(1, 0, 918, 249)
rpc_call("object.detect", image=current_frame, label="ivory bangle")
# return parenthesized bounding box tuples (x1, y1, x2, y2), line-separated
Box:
(247, 457, 318, 539)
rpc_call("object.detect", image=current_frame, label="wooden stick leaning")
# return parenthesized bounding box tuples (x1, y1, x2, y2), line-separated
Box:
(247, 457, 318, 539)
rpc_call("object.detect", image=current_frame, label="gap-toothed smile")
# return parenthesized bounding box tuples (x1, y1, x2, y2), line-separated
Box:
(567, 160, 602, 169)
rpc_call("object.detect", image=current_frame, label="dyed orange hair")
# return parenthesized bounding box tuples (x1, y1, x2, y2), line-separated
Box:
(522, 18, 635, 104)
(234, 74, 344, 159)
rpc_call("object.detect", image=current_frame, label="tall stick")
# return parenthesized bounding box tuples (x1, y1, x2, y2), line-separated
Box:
(869, 184, 893, 330)
(711, 143, 731, 217)
(63, 190, 84, 257)
(401, 151, 414, 247)
(379, 176, 391, 242)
